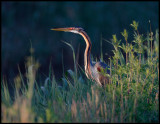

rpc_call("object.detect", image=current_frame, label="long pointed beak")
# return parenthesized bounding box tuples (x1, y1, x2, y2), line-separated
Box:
(50, 28, 71, 32)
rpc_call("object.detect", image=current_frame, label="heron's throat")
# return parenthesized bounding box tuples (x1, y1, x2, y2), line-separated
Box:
(79, 31, 92, 78)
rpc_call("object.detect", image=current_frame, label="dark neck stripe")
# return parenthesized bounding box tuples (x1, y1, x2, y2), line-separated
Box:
(80, 31, 91, 45)
(80, 30, 92, 77)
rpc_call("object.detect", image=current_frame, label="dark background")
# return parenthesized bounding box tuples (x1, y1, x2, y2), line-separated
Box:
(1, 1, 159, 84)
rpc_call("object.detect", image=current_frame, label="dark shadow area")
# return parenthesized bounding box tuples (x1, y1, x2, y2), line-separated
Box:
(1, 1, 159, 85)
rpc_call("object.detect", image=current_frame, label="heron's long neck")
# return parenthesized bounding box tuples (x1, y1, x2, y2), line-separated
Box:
(79, 31, 92, 78)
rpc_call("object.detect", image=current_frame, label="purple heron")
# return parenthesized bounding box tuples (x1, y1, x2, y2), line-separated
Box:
(51, 27, 110, 86)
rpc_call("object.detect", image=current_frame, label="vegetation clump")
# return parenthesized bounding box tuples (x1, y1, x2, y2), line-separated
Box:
(1, 21, 159, 123)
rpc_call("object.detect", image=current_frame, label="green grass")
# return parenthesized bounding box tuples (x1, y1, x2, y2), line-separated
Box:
(1, 21, 159, 123)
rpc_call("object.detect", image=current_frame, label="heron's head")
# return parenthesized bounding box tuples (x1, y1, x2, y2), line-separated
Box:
(51, 27, 84, 34)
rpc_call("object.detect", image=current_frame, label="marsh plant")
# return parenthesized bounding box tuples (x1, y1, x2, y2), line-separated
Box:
(1, 21, 159, 123)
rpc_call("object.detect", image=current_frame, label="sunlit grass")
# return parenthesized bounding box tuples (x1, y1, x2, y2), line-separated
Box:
(1, 21, 159, 123)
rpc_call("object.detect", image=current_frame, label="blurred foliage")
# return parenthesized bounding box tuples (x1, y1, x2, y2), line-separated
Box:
(1, 1, 159, 83)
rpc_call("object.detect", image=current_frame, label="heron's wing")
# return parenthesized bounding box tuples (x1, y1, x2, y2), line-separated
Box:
(91, 60, 110, 74)
(98, 61, 110, 74)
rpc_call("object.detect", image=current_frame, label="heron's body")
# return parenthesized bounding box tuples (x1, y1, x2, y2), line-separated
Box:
(51, 27, 110, 86)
